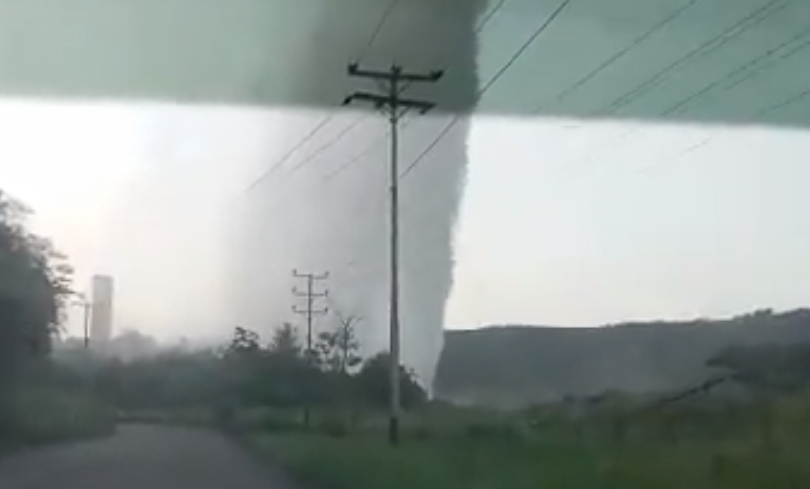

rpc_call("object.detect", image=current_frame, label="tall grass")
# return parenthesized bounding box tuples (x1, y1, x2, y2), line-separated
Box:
(0, 388, 116, 454)
(244, 397, 810, 489)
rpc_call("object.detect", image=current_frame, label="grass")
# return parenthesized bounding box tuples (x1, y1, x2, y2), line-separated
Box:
(0, 387, 116, 455)
(242, 397, 810, 489)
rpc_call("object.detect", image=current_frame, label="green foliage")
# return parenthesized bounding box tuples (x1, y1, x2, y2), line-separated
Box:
(0, 190, 75, 439)
(80, 325, 428, 422)
(354, 352, 427, 409)
(709, 343, 810, 393)
(0, 388, 115, 453)
(0, 192, 73, 377)
(246, 395, 810, 489)
(269, 323, 302, 358)
(315, 311, 362, 375)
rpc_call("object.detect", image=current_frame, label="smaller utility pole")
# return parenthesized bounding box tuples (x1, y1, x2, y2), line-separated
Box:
(72, 293, 92, 350)
(344, 62, 443, 447)
(292, 270, 330, 358)
(292, 269, 329, 428)
(82, 301, 91, 350)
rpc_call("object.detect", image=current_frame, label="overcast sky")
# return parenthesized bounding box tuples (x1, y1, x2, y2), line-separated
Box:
(2, 97, 808, 341)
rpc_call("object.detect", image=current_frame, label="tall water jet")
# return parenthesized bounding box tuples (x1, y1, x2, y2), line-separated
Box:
(235, 0, 486, 386)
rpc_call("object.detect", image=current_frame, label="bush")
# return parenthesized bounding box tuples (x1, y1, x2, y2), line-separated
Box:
(1, 388, 115, 451)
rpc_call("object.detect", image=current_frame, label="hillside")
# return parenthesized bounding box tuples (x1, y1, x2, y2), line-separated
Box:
(434, 309, 810, 407)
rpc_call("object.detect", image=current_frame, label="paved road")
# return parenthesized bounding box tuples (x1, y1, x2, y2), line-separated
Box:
(0, 424, 296, 489)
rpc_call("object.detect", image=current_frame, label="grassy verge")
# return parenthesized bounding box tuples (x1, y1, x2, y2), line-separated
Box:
(0, 388, 116, 455)
(240, 400, 810, 489)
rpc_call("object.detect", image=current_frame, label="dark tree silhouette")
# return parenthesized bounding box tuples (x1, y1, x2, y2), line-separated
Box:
(0, 190, 73, 430)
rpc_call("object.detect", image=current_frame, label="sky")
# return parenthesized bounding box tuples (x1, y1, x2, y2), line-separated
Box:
(1, 96, 809, 342)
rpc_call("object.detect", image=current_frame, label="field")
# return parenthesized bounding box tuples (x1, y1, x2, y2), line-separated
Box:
(239, 397, 810, 489)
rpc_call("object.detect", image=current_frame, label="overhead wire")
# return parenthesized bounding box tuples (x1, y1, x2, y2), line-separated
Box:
(286, 114, 369, 177)
(358, 0, 403, 63)
(395, 0, 810, 287)
(325, 117, 416, 182)
(660, 23, 810, 118)
(633, 50, 810, 177)
(326, 0, 515, 187)
(244, 114, 335, 193)
(400, 0, 575, 180)
(353, 0, 804, 207)
(243, 0, 406, 194)
(329, 0, 521, 282)
(245, 0, 795, 196)
(598, 0, 792, 118)
(554, 0, 799, 184)
(338, 0, 575, 283)
(334, 0, 810, 285)
(541, 0, 706, 111)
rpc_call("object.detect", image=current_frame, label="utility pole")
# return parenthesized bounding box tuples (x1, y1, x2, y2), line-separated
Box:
(81, 301, 91, 350)
(72, 293, 92, 350)
(292, 269, 329, 429)
(343, 63, 443, 446)
(292, 269, 330, 357)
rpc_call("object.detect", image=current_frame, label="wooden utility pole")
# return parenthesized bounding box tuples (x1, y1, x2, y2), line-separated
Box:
(343, 63, 443, 446)
(292, 269, 329, 428)
(72, 293, 92, 349)
(81, 301, 91, 349)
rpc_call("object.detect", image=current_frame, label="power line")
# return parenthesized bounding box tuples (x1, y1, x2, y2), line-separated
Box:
(399, 0, 574, 180)
(480, 0, 574, 96)
(551, 2, 804, 183)
(244, 114, 334, 193)
(400, 117, 461, 178)
(723, 34, 810, 92)
(395, 0, 809, 208)
(285, 115, 369, 177)
(659, 22, 810, 118)
(478, 0, 510, 31)
(323, 0, 513, 185)
(244, 115, 369, 212)
(757, 83, 810, 117)
(544, 0, 705, 110)
(598, 0, 791, 117)
(245, 0, 408, 194)
(359, 0, 403, 63)
(325, 117, 415, 181)
(569, 78, 810, 183)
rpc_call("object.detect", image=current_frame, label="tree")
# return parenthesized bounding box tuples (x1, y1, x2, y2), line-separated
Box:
(708, 343, 810, 393)
(354, 352, 427, 409)
(268, 323, 301, 358)
(1, 190, 73, 429)
(0, 192, 73, 372)
(229, 326, 260, 353)
(316, 309, 362, 375)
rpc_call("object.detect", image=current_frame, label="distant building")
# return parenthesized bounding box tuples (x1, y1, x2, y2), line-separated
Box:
(90, 274, 115, 346)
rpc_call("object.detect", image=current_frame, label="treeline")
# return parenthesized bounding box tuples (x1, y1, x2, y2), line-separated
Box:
(0, 190, 114, 450)
(71, 322, 428, 420)
(0, 190, 74, 436)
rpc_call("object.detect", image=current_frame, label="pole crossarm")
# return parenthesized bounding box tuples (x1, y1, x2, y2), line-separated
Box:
(342, 92, 435, 114)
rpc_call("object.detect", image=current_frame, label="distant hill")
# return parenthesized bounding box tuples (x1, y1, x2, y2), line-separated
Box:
(434, 309, 810, 407)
